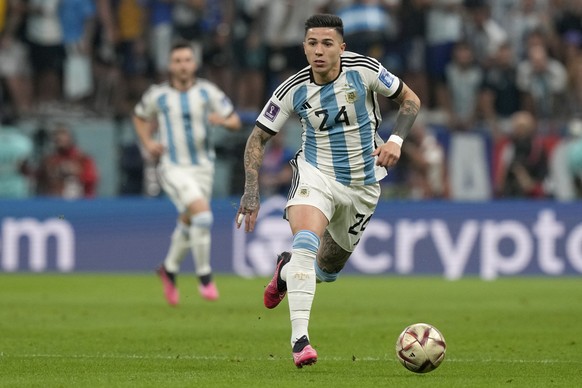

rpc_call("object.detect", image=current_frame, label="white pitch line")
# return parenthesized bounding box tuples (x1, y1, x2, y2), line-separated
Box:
(1, 353, 581, 364)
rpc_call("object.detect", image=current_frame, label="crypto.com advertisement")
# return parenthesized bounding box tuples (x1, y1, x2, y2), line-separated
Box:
(1, 197, 581, 279)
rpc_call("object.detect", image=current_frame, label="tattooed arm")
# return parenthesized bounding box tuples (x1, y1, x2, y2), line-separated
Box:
(236, 125, 274, 232)
(372, 82, 421, 168)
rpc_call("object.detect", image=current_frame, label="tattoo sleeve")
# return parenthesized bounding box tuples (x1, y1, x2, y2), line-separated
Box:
(316, 230, 351, 273)
(391, 88, 421, 140)
(241, 126, 272, 211)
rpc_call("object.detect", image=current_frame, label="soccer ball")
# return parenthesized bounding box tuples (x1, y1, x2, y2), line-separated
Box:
(395, 323, 446, 373)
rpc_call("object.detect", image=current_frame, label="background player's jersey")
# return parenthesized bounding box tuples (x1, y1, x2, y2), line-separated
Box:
(256, 51, 402, 186)
(134, 80, 235, 167)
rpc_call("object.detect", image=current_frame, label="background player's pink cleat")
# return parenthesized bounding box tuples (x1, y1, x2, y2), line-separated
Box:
(199, 281, 219, 301)
(292, 335, 318, 368)
(264, 252, 291, 309)
(156, 266, 179, 306)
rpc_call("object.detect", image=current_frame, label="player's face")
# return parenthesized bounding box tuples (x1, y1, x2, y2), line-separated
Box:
(169, 47, 197, 84)
(303, 27, 345, 83)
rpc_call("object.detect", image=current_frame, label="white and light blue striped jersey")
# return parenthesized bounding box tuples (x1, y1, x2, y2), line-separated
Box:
(256, 51, 403, 186)
(134, 79, 235, 167)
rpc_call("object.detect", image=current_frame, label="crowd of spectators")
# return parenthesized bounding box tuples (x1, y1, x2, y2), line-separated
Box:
(1, 0, 582, 200)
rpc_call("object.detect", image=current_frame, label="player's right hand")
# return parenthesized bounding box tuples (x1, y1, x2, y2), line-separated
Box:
(237, 192, 260, 232)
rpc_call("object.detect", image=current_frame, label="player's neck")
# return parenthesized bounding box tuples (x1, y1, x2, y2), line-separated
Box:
(311, 66, 340, 85)
(171, 78, 196, 92)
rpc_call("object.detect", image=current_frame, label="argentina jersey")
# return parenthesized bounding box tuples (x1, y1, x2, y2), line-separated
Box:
(134, 80, 235, 167)
(256, 51, 402, 186)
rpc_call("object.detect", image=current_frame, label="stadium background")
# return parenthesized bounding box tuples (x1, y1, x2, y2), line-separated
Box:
(1, 0, 582, 277)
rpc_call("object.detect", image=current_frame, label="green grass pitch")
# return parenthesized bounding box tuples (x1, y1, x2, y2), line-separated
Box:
(1, 274, 581, 387)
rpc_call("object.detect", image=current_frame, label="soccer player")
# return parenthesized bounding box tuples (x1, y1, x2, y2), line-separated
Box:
(133, 41, 242, 305)
(236, 14, 420, 367)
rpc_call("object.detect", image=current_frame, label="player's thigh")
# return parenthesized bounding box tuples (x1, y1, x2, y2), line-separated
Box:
(158, 164, 213, 213)
(285, 157, 334, 234)
(326, 183, 381, 252)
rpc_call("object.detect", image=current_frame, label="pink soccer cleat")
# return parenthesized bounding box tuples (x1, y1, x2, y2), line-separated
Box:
(156, 266, 179, 306)
(292, 335, 318, 368)
(264, 252, 291, 309)
(198, 281, 219, 301)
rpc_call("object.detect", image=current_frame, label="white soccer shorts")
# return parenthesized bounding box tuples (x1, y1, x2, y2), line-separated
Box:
(286, 156, 381, 252)
(157, 163, 213, 213)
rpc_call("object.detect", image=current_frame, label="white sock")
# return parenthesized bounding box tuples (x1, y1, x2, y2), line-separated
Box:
(189, 211, 213, 277)
(163, 222, 190, 273)
(287, 230, 319, 348)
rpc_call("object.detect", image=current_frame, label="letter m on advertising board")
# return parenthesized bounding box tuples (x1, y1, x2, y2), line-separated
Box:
(1, 218, 75, 272)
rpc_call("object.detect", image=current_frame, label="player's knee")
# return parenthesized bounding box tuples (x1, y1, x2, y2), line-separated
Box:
(190, 211, 213, 229)
(292, 230, 320, 253)
(315, 262, 339, 282)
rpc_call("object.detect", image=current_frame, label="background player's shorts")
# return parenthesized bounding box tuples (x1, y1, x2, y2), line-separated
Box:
(286, 157, 381, 252)
(157, 163, 213, 213)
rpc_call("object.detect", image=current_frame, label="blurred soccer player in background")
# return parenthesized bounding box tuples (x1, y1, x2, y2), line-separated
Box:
(133, 41, 241, 305)
(237, 14, 420, 367)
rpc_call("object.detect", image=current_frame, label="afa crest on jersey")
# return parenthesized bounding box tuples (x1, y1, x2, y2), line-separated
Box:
(344, 83, 358, 104)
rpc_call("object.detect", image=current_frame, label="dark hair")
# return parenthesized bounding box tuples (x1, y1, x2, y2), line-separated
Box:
(170, 40, 195, 53)
(304, 14, 343, 37)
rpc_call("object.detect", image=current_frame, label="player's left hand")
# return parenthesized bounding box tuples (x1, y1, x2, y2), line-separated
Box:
(207, 113, 225, 126)
(372, 141, 401, 167)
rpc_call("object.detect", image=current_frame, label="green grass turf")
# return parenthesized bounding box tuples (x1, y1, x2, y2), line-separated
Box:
(0, 274, 581, 387)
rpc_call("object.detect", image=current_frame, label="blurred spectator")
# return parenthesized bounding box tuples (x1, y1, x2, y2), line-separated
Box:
(259, 133, 294, 197)
(479, 42, 522, 135)
(516, 42, 567, 121)
(25, 0, 65, 107)
(462, 0, 508, 68)
(336, 0, 397, 59)
(0, 115, 33, 198)
(399, 118, 449, 199)
(59, 0, 97, 102)
(37, 124, 99, 198)
(201, 0, 234, 96)
(553, 0, 582, 59)
(395, 0, 430, 107)
(444, 41, 483, 131)
(565, 51, 582, 117)
(424, 0, 464, 109)
(494, 111, 549, 198)
(0, 0, 33, 118)
(231, 0, 266, 111)
(500, 0, 552, 60)
(141, 0, 173, 82)
(255, 0, 329, 98)
(112, 0, 149, 116)
(119, 142, 144, 195)
(172, 0, 205, 62)
(566, 118, 582, 198)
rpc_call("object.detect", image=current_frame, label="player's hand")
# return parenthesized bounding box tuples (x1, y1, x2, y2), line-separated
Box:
(372, 141, 401, 167)
(236, 192, 260, 232)
(207, 112, 225, 126)
(144, 140, 165, 161)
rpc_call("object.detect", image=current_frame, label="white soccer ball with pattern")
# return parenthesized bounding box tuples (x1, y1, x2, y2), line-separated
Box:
(395, 323, 446, 373)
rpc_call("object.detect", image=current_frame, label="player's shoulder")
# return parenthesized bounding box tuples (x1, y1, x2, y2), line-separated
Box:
(195, 77, 221, 91)
(272, 66, 311, 101)
(341, 51, 381, 73)
(143, 82, 171, 97)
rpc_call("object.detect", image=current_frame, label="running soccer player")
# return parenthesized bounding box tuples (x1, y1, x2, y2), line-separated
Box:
(133, 41, 242, 305)
(236, 14, 420, 367)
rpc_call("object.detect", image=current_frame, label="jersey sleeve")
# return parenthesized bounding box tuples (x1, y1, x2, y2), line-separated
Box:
(255, 93, 292, 135)
(134, 85, 159, 120)
(367, 62, 403, 100)
(207, 83, 235, 118)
